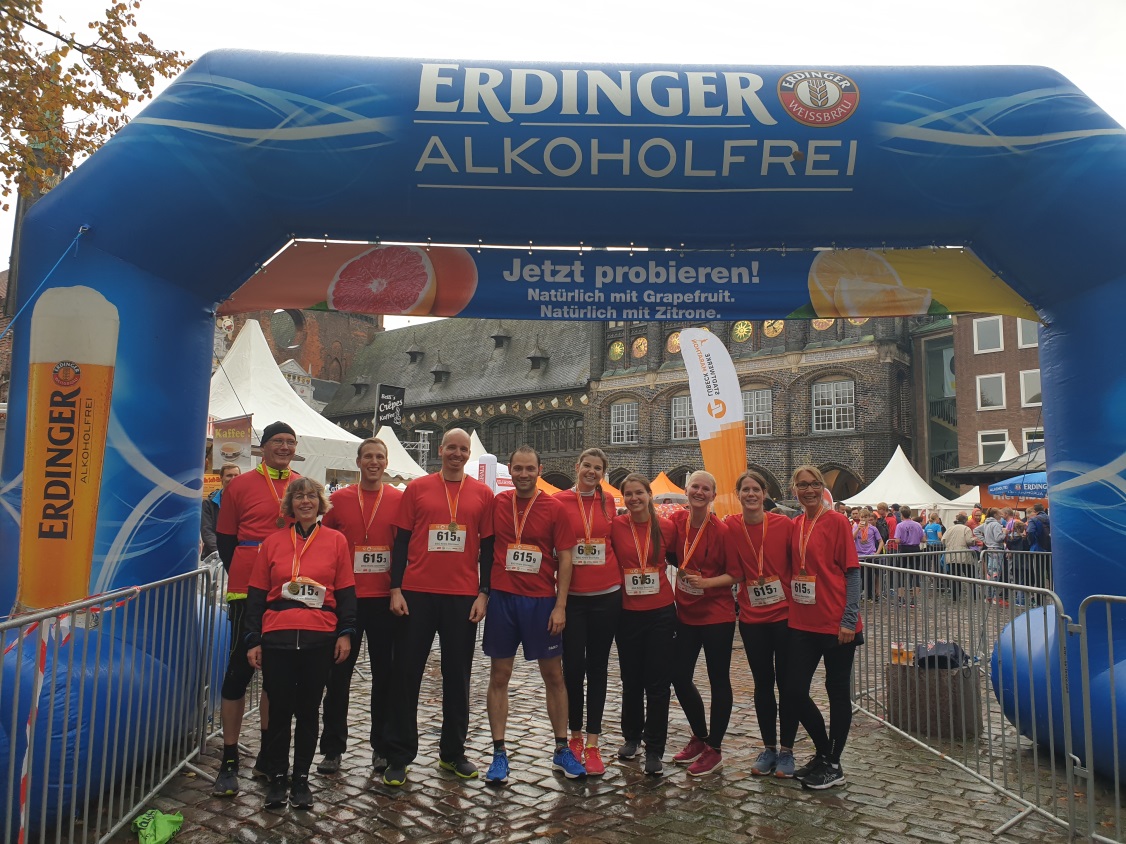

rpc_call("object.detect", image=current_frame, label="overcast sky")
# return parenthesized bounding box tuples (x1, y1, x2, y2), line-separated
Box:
(4, 0, 1124, 298)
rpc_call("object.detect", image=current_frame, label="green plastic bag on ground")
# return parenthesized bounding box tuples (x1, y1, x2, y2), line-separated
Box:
(131, 809, 183, 844)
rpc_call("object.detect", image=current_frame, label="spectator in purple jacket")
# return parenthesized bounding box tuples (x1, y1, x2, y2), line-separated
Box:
(894, 507, 926, 607)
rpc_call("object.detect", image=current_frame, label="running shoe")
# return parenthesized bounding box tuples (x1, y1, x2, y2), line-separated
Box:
(773, 750, 796, 779)
(687, 746, 723, 777)
(484, 751, 509, 785)
(251, 752, 269, 781)
(644, 750, 665, 776)
(672, 735, 708, 764)
(568, 737, 585, 763)
(382, 764, 408, 787)
(793, 754, 828, 782)
(264, 775, 288, 808)
(584, 746, 606, 777)
(751, 748, 778, 776)
(211, 760, 239, 797)
(551, 746, 587, 778)
(289, 775, 314, 809)
(316, 754, 341, 774)
(801, 761, 845, 790)
(617, 740, 643, 760)
(439, 757, 479, 779)
(371, 751, 388, 773)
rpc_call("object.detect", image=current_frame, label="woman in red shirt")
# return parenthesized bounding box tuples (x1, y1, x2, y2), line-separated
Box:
(668, 471, 739, 777)
(246, 478, 357, 810)
(554, 447, 620, 776)
(779, 465, 863, 791)
(609, 473, 677, 777)
(723, 470, 795, 777)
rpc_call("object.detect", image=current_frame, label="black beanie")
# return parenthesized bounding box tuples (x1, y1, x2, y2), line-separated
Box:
(260, 421, 296, 445)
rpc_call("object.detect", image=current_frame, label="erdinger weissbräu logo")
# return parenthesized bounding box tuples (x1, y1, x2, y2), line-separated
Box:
(778, 71, 859, 127)
(52, 361, 81, 387)
(706, 399, 727, 418)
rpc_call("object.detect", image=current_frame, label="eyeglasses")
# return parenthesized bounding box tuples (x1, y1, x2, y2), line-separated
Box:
(794, 481, 824, 490)
(292, 492, 320, 501)
(269, 439, 298, 448)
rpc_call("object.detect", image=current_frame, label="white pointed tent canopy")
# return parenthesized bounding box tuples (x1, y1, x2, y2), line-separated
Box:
(841, 445, 950, 511)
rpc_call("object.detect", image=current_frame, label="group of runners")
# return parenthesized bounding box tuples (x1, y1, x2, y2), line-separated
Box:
(210, 422, 862, 810)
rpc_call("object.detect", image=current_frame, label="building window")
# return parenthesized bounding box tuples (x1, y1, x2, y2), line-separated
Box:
(1023, 428, 1045, 452)
(1020, 369, 1042, 406)
(529, 414, 584, 454)
(488, 418, 521, 458)
(610, 401, 639, 445)
(976, 373, 1006, 410)
(812, 380, 855, 432)
(979, 430, 1009, 463)
(1017, 318, 1039, 348)
(742, 388, 772, 436)
(671, 395, 698, 440)
(973, 316, 1004, 353)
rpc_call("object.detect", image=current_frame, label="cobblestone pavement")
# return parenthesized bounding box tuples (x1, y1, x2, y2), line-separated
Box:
(125, 633, 1076, 844)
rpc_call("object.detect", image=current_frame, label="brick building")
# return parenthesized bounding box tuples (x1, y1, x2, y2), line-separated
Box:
(323, 315, 916, 500)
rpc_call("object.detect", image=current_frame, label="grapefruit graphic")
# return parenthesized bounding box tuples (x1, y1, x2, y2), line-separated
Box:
(327, 245, 436, 315)
(808, 249, 911, 318)
(428, 247, 479, 316)
(832, 277, 932, 317)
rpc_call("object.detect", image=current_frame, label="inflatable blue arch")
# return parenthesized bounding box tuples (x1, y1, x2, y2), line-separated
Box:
(3, 54, 1126, 804)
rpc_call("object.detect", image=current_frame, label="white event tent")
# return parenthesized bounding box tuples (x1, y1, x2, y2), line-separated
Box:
(209, 320, 365, 482)
(372, 425, 427, 484)
(842, 446, 951, 512)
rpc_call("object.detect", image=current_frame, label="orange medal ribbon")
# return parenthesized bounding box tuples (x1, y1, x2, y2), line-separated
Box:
(357, 485, 384, 544)
(511, 490, 541, 545)
(629, 518, 653, 570)
(576, 492, 598, 545)
(258, 463, 291, 527)
(289, 524, 321, 582)
(797, 506, 826, 575)
(680, 516, 708, 571)
(740, 514, 769, 581)
(443, 477, 466, 532)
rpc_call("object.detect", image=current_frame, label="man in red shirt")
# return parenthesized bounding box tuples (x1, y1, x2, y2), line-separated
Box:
(212, 421, 300, 796)
(315, 437, 403, 775)
(383, 429, 494, 786)
(482, 446, 583, 784)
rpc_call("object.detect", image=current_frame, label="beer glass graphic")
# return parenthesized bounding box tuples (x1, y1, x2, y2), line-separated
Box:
(16, 286, 119, 613)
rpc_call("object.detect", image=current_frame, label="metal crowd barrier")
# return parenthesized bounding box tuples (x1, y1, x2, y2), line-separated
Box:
(0, 568, 218, 844)
(854, 554, 1079, 838)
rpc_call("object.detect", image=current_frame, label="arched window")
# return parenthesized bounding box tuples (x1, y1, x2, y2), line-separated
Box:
(528, 413, 584, 454)
(487, 418, 522, 458)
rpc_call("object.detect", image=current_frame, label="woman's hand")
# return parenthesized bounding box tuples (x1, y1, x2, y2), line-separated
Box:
(247, 645, 262, 669)
(838, 626, 856, 645)
(334, 635, 351, 664)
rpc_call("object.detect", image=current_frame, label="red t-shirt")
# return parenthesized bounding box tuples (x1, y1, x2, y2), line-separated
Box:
(610, 514, 677, 612)
(490, 490, 576, 598)
(394, 472, 494, 596)
(250, 525, 355, 635)
(215, 466, 301, 595)
(668, 508, 739, 625)
(724, 512, 794, 625)
(788, 508, 863, 636)
(552, 489, 620, 594)
(322, 483, 402, 598)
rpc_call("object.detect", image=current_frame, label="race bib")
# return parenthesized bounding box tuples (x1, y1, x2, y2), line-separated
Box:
(623, 568, 660, 596)
(676, 570, 704, 596)
(354, 545, 390, 574)
(748, 576, 785, 607)
(505, 543, 543, 573)
(282, 579, 326, 609)
(791, 574, 817, 605)
(428, 523, 466, 552)
(573, 539, 607, 566)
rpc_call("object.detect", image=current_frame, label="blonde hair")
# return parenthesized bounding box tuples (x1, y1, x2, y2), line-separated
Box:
(790, 464, 825, 490)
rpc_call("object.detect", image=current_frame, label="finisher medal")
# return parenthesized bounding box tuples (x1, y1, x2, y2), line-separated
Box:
(287, 582, 300, 595)
(276, 516, 287, 528)
(448, 521, 458, 533)
(585, 544, 596, 555)
(758, 576, 766, 587)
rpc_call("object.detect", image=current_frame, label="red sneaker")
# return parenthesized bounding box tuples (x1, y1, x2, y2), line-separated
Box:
(673, 736, 708, 764)
(584, 746, 605, 777)
(687, 746, 723, 777)
(568, 737, 584, 764)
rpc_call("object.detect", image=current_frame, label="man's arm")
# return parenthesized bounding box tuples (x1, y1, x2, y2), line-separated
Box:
(200, 500, 218, 558)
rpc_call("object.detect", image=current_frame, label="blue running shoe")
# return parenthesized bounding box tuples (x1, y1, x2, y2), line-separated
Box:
(774, 749, 796, 779)
(484, 751, 509, 785)
(552, 746, 587, 779)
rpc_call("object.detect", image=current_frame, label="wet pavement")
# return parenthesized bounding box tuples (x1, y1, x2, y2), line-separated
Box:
(127, 635, 1071, 844)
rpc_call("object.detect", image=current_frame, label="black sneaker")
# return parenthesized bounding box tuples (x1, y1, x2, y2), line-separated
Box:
(289, 775, 314, 809)
(371, 751, 388, 773)
(644, 751, 665, 777)
(251, 752, 269, 781)
(438, 757, 479, 779)
(212, 760, 239, 796)
(793, 754, 828, 782)
(617, 740, 642, 760)
(264, 775, 288, 808)
(316, 754, 341, 774)
(382, 764, 408, 787)
(801, 761, 845, 790)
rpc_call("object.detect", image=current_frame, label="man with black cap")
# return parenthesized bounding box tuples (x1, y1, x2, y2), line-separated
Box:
(212, 421, 301, 796)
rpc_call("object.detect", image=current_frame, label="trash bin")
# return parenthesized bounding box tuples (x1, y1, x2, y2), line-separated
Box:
(884, 662, 982, 740)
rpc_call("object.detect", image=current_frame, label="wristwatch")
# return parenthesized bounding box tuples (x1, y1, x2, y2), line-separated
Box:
(478, 587, 491, 597)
